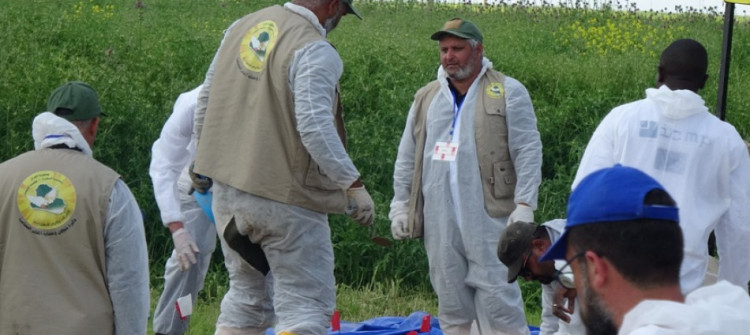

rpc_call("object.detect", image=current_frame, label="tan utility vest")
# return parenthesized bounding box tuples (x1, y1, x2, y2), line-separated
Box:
(407, 69, 517, 237)
(0, 148, 118, 335)
(195, 5, 348, 214)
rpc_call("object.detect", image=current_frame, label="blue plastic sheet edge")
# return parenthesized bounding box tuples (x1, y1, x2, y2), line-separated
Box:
(262, 311, 540, 335)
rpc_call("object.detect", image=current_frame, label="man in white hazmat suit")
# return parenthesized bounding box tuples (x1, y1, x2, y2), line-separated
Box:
(0, 81, 149, 334)
(150, 84, 218, 335)
(390, 18, 543, 335)
(192, 1, 374, 334)
(541, 164, 750, 335)
(572, 38, 750, 294)
(498, 219, 585, 335)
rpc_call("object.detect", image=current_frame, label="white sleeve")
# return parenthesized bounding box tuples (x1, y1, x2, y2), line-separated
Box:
(391, 101, 419, 209)
(195, 20, 239, 144)
(505, 77, 542, 208)
(715, 133, 750, 292)
(539, 283, 559, 335)
(105, 180, 149, 335)
(571, 110, 620, 190)
(289, 40, 359, 189)
(149, 89, 198, 226)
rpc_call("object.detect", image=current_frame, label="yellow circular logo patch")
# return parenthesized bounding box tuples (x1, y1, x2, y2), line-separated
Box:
(486, 82, 505, 99)
(17, 170, 77, 233)
(240, 20, 279, 73)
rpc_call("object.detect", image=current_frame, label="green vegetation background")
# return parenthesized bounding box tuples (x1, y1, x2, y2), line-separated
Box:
(2, 0, 750, 331)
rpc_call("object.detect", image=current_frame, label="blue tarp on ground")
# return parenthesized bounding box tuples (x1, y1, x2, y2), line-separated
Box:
(264, 311, 540, 335)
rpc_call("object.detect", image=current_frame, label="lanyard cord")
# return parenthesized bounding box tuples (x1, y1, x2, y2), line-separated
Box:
(449, 90, 465, 141)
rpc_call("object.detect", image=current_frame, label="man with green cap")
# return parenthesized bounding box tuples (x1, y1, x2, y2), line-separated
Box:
(192, 1, 372, 334)
(390, 18, 542, 335)
(0, 81, 149, 334)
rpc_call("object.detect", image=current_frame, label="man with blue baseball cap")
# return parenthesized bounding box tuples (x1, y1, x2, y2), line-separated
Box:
(541, 164, 750, 335)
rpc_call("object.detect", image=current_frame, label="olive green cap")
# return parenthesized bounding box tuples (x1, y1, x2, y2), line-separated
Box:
(430, 18, 483, 43)
(47, 81, 104, 121)
(341, 0, 362, 20)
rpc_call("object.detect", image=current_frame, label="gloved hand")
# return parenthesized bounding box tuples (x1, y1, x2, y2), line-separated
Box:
(346, 186, 374, 226)
(188, 162, 212, 194)
(508, 204, 534, 224)
(389, 201, 410, 240)
(172, 228, 200, 271)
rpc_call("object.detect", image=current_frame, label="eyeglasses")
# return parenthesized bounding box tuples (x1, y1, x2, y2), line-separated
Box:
(518, 249, 533, 278)
(553, 251, 586, 289)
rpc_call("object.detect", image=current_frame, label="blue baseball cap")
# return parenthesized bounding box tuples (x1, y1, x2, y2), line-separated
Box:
(540, 165, 679, 261)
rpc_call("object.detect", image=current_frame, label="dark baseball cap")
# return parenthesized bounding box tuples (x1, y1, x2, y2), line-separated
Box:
(430, 18, 483, 43)
(498, 221, 537, 283)
(47, 81, 105, 121)
(341, 0, 362, 20)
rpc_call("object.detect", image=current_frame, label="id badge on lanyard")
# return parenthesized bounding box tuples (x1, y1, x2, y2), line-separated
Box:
(432, 98, 462, 162)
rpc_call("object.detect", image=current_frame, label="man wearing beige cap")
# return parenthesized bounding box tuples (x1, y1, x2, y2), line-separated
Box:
(390, 19, 542, 335)
(0, 81, 149, 334)
(193, 1, 373, 334)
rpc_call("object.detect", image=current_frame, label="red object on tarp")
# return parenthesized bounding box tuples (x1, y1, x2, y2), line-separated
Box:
(420, 314, 431, 333)
(332, 309, 341, 331)
(407, 331, 418, 335)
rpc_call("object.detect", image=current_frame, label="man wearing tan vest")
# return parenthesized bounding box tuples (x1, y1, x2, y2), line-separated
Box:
(0, 81, 149, 334)
(192, 1, 373, 335)
(390, 19, 542, 335)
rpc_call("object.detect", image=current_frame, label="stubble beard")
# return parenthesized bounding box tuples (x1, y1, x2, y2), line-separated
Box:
(580, 274, 619, 335)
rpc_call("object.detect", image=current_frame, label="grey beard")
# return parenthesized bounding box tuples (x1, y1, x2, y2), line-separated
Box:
(324, 16, 337, 33)
(447, 61, 476, 81)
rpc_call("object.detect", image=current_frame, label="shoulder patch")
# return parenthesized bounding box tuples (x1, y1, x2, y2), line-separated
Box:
(486, 82, 504, 99)
(239, 20, 279, 73)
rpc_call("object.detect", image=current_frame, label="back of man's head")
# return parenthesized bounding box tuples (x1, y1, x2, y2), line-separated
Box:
(567, 188, 683, 289)
(658, 39, 708, 91)
(47, 81, 102, 122)
(541, 165, 683, 289)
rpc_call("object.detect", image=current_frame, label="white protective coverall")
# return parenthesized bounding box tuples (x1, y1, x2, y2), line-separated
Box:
(538, 219, 584, 335)
(194, 3, 360, 335)
(150, 85, 217, 334)
(392, 58, 542, 335)
(32, 112, 150, 334)
(572, 85, 750, 294)
(618, 280, 750, 334)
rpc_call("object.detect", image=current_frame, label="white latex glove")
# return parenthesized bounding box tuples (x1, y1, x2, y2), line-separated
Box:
(172, 228, 200, 271)
(346, 186, 374, 226)
(389, 201, 410, 240)
(508, 204, 534, 224)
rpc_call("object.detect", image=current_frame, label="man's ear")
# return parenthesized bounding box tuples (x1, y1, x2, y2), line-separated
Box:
(89, 116, 100, 138)
(326, 0, 340, 16)
(585, 250, 609, 289)
(656, 66, 665, 87)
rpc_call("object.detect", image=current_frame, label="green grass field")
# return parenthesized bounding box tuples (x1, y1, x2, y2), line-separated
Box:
(2, 0, 750, 333)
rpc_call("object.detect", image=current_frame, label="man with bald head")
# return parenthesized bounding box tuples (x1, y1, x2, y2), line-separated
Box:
(573, 39, 750, 294)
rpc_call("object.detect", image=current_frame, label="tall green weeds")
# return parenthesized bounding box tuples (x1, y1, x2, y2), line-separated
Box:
(3, 0, 750, 325)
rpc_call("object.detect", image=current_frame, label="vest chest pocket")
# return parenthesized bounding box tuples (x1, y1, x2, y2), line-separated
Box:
(491, 160, 516, 199)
